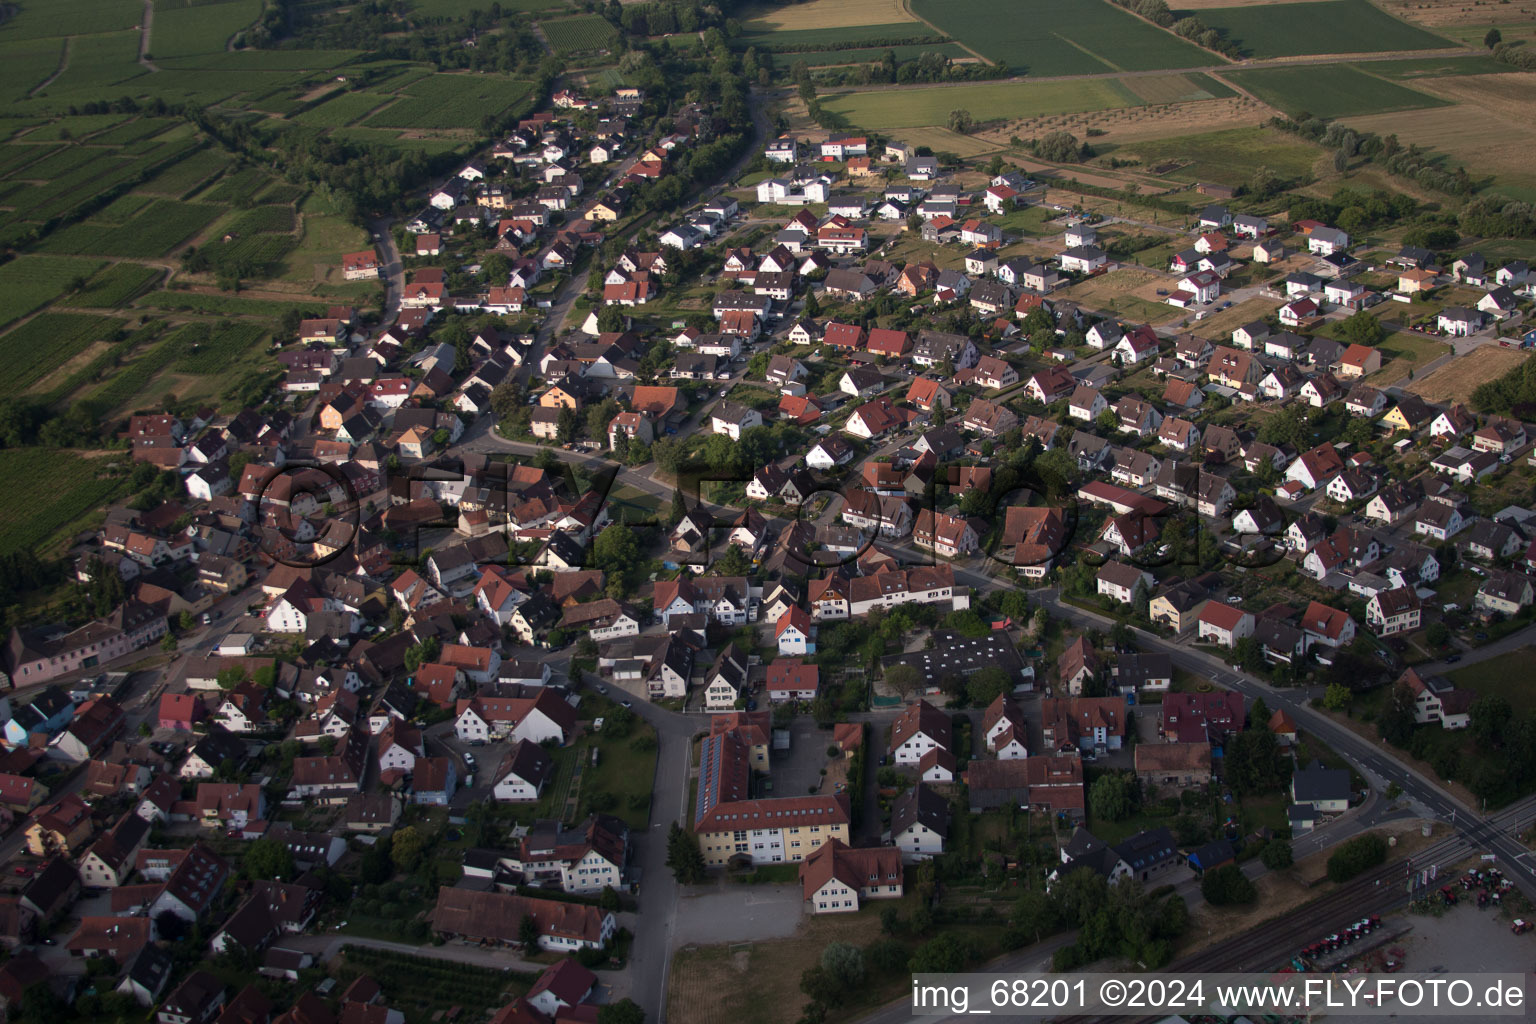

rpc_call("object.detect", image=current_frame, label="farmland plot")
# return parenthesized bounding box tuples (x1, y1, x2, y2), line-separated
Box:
(1186, 0, 1451, 57)
(0, 448, 128, 555)
(539, 14, 620, 54)
(912, 0, 1220, 74)
(1223, 64, 1449, 117)
(0, 255, 105, 329)
(71, 263, 164, 307)
(362, 73, 535, 130)
(0, 312, 126, 397)
(40, 198, 224, 258)
(149, 0, 263, 57)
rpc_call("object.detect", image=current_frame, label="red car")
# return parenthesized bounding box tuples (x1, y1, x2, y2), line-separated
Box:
(12, 866, 30, 876)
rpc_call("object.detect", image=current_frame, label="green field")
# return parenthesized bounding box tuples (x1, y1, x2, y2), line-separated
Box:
(361, 73, 535, 130)
(37, 31, 145, 96)
(148, 0, 263, 58)
(1101, 124, 1323, 183)
(40, 198, 224, 257)
(294, 90, 391, 126)
(413, 0, 563, 13)
(736, 23, 941, 50)
(71, 263, 165, 307)
(1180, 0, 1450, 57)
(138, 146, 230, 197)
(822, 73, 1231, 128)
(1223, 64, 1450, 118)
(1358, 54, 1516, 79)
(912, 0, 1220, 74)
(135, 290, 324, 317)
(0, 255, 106, 329)
(171, 320, 268, 373)
(0, 0, 143, 41)
(0, 312, 126, 397)
(0, 40, 68, 102)
(0, 448, 129, 555)
(786, 42, 973, 67)
(539, 13, 619, 54)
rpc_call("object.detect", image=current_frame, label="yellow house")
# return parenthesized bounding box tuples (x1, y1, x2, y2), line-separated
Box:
(1149, 583, 1208, 634)
(586, 200, 623, 223)
(539, 382, 586, 411)
(25, 794, 93, 857)
(695, 796, 851, 867)
(197, 555, 248, 594)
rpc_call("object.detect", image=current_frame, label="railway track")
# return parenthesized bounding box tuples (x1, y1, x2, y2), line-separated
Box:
(1049, 829, 1499, 1024)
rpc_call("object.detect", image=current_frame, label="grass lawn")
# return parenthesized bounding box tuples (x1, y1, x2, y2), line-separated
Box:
(1365, 331, 1452, 384)
(1446, 647, 1536, 713)
(996, 204, 1063, 237)
(580, 713, 660, 828)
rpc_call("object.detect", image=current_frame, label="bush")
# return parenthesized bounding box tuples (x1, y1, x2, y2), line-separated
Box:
(1327, 833, 1388, 883)
(1201, 864, 1257, 906)
(1260, 840, 1294, 870)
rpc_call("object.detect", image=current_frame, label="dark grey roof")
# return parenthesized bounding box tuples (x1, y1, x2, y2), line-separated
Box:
(1291, 759, 1350, 804)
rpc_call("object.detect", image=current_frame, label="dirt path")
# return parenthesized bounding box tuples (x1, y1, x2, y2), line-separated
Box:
(29, 35, 70, 97)
(138, 0, 158, 70)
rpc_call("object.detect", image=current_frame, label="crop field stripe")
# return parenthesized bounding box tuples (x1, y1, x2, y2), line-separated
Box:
(735, 23, 945, 50)
(0, 312, 126, 397)
(824, 76, 1157, 129)
(539, 14, 619, 53)
(780, 43, 971, 67)
(1222, 63, 1451, 118)
(1183, 0, 1452, 58)
(0, 448, 130, 555)
(911, 0, 1219, 75)
(0, 254, 107, 329)
(149, 0, 263, 57)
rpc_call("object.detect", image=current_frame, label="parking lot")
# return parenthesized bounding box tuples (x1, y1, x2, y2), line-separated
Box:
(768, 717, 832, 798)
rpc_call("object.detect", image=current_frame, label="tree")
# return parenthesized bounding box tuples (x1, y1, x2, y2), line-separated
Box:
(665, 822, 707, 883)
(519, 913, 541, 948)
(1089, 771, 1137, 822)
(598, 1000, 645, 1024)
(1011, 889, 1059, 945)
(1226, 727, 1288, 796)
(966, 665, 1011, 707)
(599, 885, 622, 911)
(1486, 27, 1503, 48)
(391, 825, 425, 871)
(216, 667, 248, 690)
(242, 838, 295, 881)
(947, 109, 974, 135)
(597, 305, 627, 333)
(1201, 864, 1257, 906)
(1333, 149, 1349, 174)
(1425, 621, 1450, 647)
(1336, 310, 1386, 347)
(1323, 683, 1352, 711)
(155, 910, 189, 941)
(908, 933, 970, 974)
(556, 405, 580, 443)
(1326, 832, 1387, 883)
(592, 523, 640, 573)
(821, 941, 866, 987)
(1095, 408, 1119, 434)
(1379, 679, 1417, 747)
(881, 663, 921, 703)
(1260, 840, 1294, 870)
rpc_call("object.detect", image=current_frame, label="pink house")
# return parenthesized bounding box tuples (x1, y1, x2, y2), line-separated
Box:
(158, 693, 205, 732)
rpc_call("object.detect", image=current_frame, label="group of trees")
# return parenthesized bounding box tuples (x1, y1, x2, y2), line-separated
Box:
(1326, 832, 1388, 883)
(1274, 117, 1477, 198)
(1028, 131, 1091, 164)
(665, 822, 707, 883)
(1472, 347, 1536, 413)
(1034, 869, 1190, 970)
